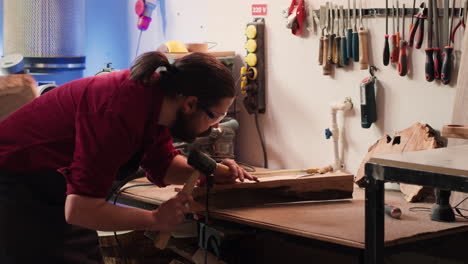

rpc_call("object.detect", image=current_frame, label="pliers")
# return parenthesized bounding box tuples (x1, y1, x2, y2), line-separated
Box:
(409, 2, 427, 49)
(451, 0, 466, 43)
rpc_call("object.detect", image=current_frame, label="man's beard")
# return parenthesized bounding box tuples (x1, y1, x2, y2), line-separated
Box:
(170, 110, 212, 143)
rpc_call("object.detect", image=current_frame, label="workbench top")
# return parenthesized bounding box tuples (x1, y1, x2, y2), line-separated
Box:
(119, 176, 468, 249)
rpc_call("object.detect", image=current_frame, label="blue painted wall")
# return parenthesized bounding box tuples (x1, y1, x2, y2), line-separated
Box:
(84, 0, 130, 77)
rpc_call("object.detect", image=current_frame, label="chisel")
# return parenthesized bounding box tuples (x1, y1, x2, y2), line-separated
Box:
(328, 6, 336, 64)
(323, 3, 332, 75)
(341, 5, 349, 66)
(352, 0, 360, 62)
(425, 0, 435, 81)
(346, 0, 353, 64)
(398, 4, 408, 76)
(358, 0, 369, 69)
(319, 5, 327, 65)
(433, 0, 442, 80)
(383, 0, 390, 66)
(441, 0, 455, 84)
(334, 5, 342, 66)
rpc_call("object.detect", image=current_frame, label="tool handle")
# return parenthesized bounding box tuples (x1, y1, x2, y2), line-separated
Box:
(319, 37, 324, 65)
(352, 32, 360, 62)
(425, 48, 435, 81)
(390, 34, 399, 63)
(398, 41, 408, 76)
(323, 36, 332, 75)
(415, 19, 425, 49)
(383, 35, 390, 66)
(328, 34, 335, 63)
(385, 204, 402, 219)
(433, 48, 442, 79)
(408, 19, 419, 47)
(346, 28, 353, 60)
(359, 29, 369, 69)
(441, 46, 453, 85)
(396, 32, 401, 49)
(409, 23, 414, 37)
(341, 36, 349, 66)
(335, 36, 342, 66)
(154, 170, 201, 249)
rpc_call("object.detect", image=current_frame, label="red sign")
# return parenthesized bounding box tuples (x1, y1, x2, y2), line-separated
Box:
(252, 4, 267, 16)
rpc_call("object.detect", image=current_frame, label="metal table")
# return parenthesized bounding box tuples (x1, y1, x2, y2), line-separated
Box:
(365, 144, 468, 263)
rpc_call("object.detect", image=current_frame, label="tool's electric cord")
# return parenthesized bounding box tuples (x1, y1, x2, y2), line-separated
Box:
(409, 196, 468, 220)
(254, 113, 268, 168)
(108, 177, 153, 264)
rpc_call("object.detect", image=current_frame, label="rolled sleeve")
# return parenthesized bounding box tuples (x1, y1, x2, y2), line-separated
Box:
(141, 126, 180, 187)
(59, 110, 138, 198)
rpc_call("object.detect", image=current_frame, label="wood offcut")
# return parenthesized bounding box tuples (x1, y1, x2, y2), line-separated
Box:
(356, 122, 445, 202)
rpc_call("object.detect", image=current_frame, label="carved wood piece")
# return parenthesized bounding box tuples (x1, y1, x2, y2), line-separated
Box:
(356, 122, 445, 202)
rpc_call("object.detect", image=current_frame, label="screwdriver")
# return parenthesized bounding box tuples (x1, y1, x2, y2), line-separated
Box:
(383, 0, 390, 66)
(396, 0, 401, 48)
(441, 0, 455, 84)
(425, 0, 435, 81)
(398, 4, 408, 76)
(390, 4, 399, 63)
(323, 2, 332, 75)
(433, 0, 442, 80)
(346, 0, 353, 64)
(409, 0, 416, 34)
(352, 0, 360, 62)
(358, 0, 369, 69)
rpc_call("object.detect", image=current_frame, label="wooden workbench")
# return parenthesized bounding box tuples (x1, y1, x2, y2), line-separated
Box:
(119, 173, 468, 249)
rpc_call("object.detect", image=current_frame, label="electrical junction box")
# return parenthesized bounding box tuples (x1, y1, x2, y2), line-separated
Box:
(241, 18, 266, 114)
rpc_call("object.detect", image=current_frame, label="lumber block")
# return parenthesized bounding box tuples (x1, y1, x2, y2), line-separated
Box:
(192, 172, 354, 210)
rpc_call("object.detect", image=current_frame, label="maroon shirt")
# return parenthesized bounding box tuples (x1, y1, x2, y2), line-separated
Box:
(0, 70, 180, 198)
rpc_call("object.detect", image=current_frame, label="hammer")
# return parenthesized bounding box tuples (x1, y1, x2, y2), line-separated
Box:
(154, 149, 230, 249)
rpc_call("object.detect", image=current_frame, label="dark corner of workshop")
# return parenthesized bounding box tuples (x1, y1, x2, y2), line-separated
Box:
(1, 0, 468, 264)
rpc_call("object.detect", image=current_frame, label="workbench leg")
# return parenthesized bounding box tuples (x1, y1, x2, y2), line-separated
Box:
(365, 168, 385, 264)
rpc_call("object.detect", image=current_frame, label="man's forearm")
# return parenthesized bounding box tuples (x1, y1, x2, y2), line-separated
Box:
(163, 154, 195, 185)
(65, 194, 155, 231)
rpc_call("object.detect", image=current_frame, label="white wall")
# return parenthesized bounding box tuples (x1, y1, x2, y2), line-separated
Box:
(138, 0, 460, 176)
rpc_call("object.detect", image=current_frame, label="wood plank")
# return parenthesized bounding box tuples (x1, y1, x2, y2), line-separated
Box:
(164, 51, 235, 60)
(442, 125, 468, 139)
(192, 172, 354, 209)
(356, 122, 444, 202)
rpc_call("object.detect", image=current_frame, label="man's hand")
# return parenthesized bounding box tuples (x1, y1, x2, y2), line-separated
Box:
(214, 159, 258, 184)
(149, 192, 192, 232)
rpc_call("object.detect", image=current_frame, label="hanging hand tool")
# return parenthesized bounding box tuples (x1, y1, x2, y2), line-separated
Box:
(358, 0, 369, 69)
(425, 0, 435, 81)
(443, 0, 450, 47)
(334, 5, 342, 66)
(396, 1, 401, 48)
(391, 4, 399, 63)
(441, 0, 455, 84)
(409, 0, 417, 34)
(409, 2, 427, 49)
(319, 5, 327, 65)
(341, 5, 349, 66)
(398, 4, 408, 76)
(383, 0, 390, 66)
(352, 0, 360, 62)
(323, 3, 332, 75)
(450, 0, 466, 43)
(433, 0, 443, 80)
(346, 0, 353, 64)
(361, 66, 378, 128)
(328, 5, 336, 64)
